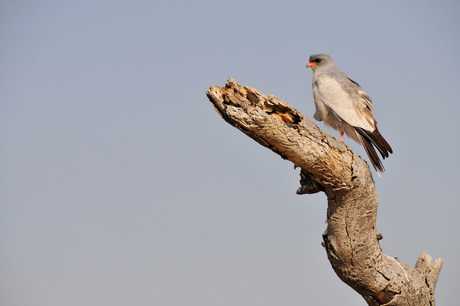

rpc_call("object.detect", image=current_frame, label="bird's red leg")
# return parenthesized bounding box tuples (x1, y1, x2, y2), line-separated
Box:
(340, 131, 344, 141)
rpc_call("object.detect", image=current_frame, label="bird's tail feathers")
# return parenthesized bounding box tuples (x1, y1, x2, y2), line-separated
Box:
(356, 133, 385, 173)
(356, 127, 393, 173)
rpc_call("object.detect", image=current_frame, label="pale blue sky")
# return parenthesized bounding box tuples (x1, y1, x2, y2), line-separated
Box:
(1, 1, 459, 305)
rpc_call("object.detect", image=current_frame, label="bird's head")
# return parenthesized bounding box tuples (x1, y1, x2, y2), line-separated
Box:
(306, 54, 334, 70)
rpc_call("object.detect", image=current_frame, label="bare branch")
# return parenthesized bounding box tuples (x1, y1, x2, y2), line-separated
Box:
(206, 78, 443, 305)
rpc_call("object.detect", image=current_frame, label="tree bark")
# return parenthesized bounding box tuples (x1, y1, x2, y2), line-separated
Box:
(206, 78, 443, 305)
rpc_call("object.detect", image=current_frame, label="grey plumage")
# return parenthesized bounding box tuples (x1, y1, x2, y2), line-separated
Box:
(306, 54, 392, 172)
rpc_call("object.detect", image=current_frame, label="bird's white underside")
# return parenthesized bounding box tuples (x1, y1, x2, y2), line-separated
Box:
(315, 73, 375, 132)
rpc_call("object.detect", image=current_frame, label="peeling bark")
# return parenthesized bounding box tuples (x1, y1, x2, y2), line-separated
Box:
(206, 78, 443, 305)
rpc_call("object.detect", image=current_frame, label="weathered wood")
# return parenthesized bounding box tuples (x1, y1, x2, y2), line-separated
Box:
(206, 78, 443, 305)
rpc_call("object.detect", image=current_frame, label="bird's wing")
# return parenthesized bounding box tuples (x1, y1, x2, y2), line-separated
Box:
(346, 77, 374, 110)
(315, 73, 375, 131)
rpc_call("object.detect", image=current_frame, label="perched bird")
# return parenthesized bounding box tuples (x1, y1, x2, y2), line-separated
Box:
(306, 54, 392, 173)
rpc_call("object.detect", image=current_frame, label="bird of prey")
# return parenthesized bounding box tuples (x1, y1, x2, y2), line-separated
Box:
(306, 54, 393, 173)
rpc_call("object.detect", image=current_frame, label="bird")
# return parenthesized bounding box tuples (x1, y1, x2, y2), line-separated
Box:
(306, 54, 393, 173)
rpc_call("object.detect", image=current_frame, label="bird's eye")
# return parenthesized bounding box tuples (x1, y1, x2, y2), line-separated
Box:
(315, 59, 321, 63)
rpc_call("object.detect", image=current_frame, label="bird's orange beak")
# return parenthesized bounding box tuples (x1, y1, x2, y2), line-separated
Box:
(307, 61, 317, 68)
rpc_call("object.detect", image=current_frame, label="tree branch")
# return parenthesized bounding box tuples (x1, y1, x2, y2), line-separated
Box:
(206, 78, 443, 305)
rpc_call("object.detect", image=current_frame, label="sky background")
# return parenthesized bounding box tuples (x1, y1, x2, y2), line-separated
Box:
(1, 1, 459, 305)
